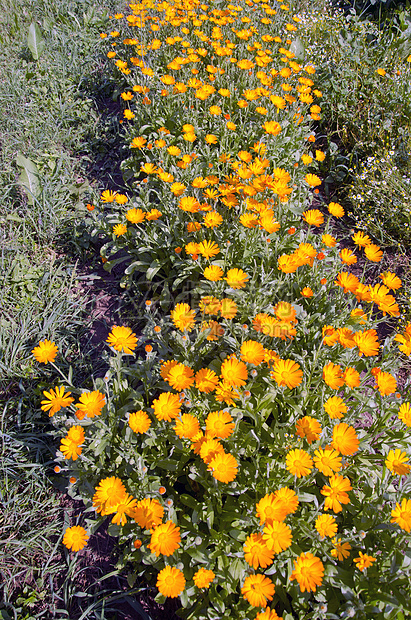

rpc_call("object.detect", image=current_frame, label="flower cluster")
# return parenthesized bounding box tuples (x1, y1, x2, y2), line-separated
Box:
(34, 0, 411, 618)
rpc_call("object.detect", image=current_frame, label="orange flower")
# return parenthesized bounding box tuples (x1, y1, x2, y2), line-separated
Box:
(271, 358, 303, 389)
(332, 423, 359, 455)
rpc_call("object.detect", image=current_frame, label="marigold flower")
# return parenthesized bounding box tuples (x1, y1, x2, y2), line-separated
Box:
(263, 121, 282, 135)
(221, 356, 248, 387)
(167, 363, 194, 391)
(206, 410, 235, 439)
(60, 426, 85, 461)
(398, 402, 411, 427)
(214, 381, 240, 405)
(376, 371, 397, 396)
(100, 189, 117, 202)
(133, 497, 164, 529)
(111, 493, 138, 526)
(203, 265, 224, 281)
(174, 414, 200, 439)
(271, 358, 303, 389)
(394, 324, 411, 356)
(315, 513, 338, 538)
(332, 423, 359, 455)
(364, 243, 383, 262)
(352, 231, 372, 247)
(193, 568, 215, 589)
(324, 396, 347, 419)
(313, 446, 342, 475)
(106, 326, 138, 354)
(221, 298, 237, 319)
(322, 233, 337, 247)
(354, 552, 376, 571)
(170, 303, 196, 331)
(300, 286, 313, 297)
(129, 410, 151, 434)
(126, 207, 145, 224)
(295, 416, 322, 444)
(340, 248, 357, 265)
(385, 449, 410, 476)
(321, 474, 352, 512)
(152, 392, 181, 422)
(93, 476, 127, 515)
(391, 498, 411, 532)
(262, 520, 292, 553)
(41, 386, 74, 416)
(331, 537, 351, 560)
(344, 366, 361, 388)
(303, 209, 324, 226)
(244, 532, 274, 569)
(241, 574, 275, 608)
(197, 240, 220, 259)
(203, 211, 223, 228)
(335, 272, 359, 294)
(305, 173, 321, 187)
(157, 566, 185, 598)
(32, 339, 58, 364)
(240, 340, 266, 365)
(286, 448, 313, 477)
(149, 520, 181, 556)
(75, 390, 106, 420)
(290, 552, 324, 592)
(63, 526, 89, 552)
(195, 368, 219, 393)
(380, 271, 402, 290)
(225, 268, 249, 289)
(323, 362, 344, 389)
(328, 202, 344, 217)
(209, 451, 238, 483)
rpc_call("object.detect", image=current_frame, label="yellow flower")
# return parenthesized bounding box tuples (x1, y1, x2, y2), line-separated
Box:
(126, 208, 145, 224)
(328, 202, 344, 217)
(221, 356, 248, 387)
(209, 452, 238, 483)
(129, 410, 151, 434)
(130, 136, 147, 149)
(262, 520, 292, 553)
(32, 339, 58, 364)
(286, 448, 313, 477)
(304, 173, 321, 187)
(241, 574, 275, 608)
(315, 513, 338, 538)
(106, 326, 138, 354)
(148, 520, 181, 556)
(290, 553, 324, 592)
(75, 390, 106, 420)
(63, 526, 89, 552)
(225, 268, 249, 289)
(243, 532, 274, 569)
(205, 410, 235, 439)
(152, 392, 181, 422)
(391, 497, 411, 532)
(113, 223, 127, 237)
(303, 209, 324, 226)
(385, 449, 410, 476)
(174, 414, 200, 439)
(157, 566, 185, 598)
(354, 551, 376, 571)
(195, 368, 219, 393)
(263, 121, 282, 135)
(170, 303, 196, 331)
(41, 386, 74, 416)
(193, 568, 215, 589)
(204, 265, 224, 281)
(331, 537, 351, 560)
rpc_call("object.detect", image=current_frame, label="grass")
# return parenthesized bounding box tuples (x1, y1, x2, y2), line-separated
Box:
(0, 0, 135, 617)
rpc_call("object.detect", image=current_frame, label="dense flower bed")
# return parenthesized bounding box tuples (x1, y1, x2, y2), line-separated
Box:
(33, 1, 411, 618)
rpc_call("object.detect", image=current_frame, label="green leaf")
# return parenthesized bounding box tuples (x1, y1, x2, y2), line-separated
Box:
(16, 152, 42, 205)
(27, 22, 46, 60)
